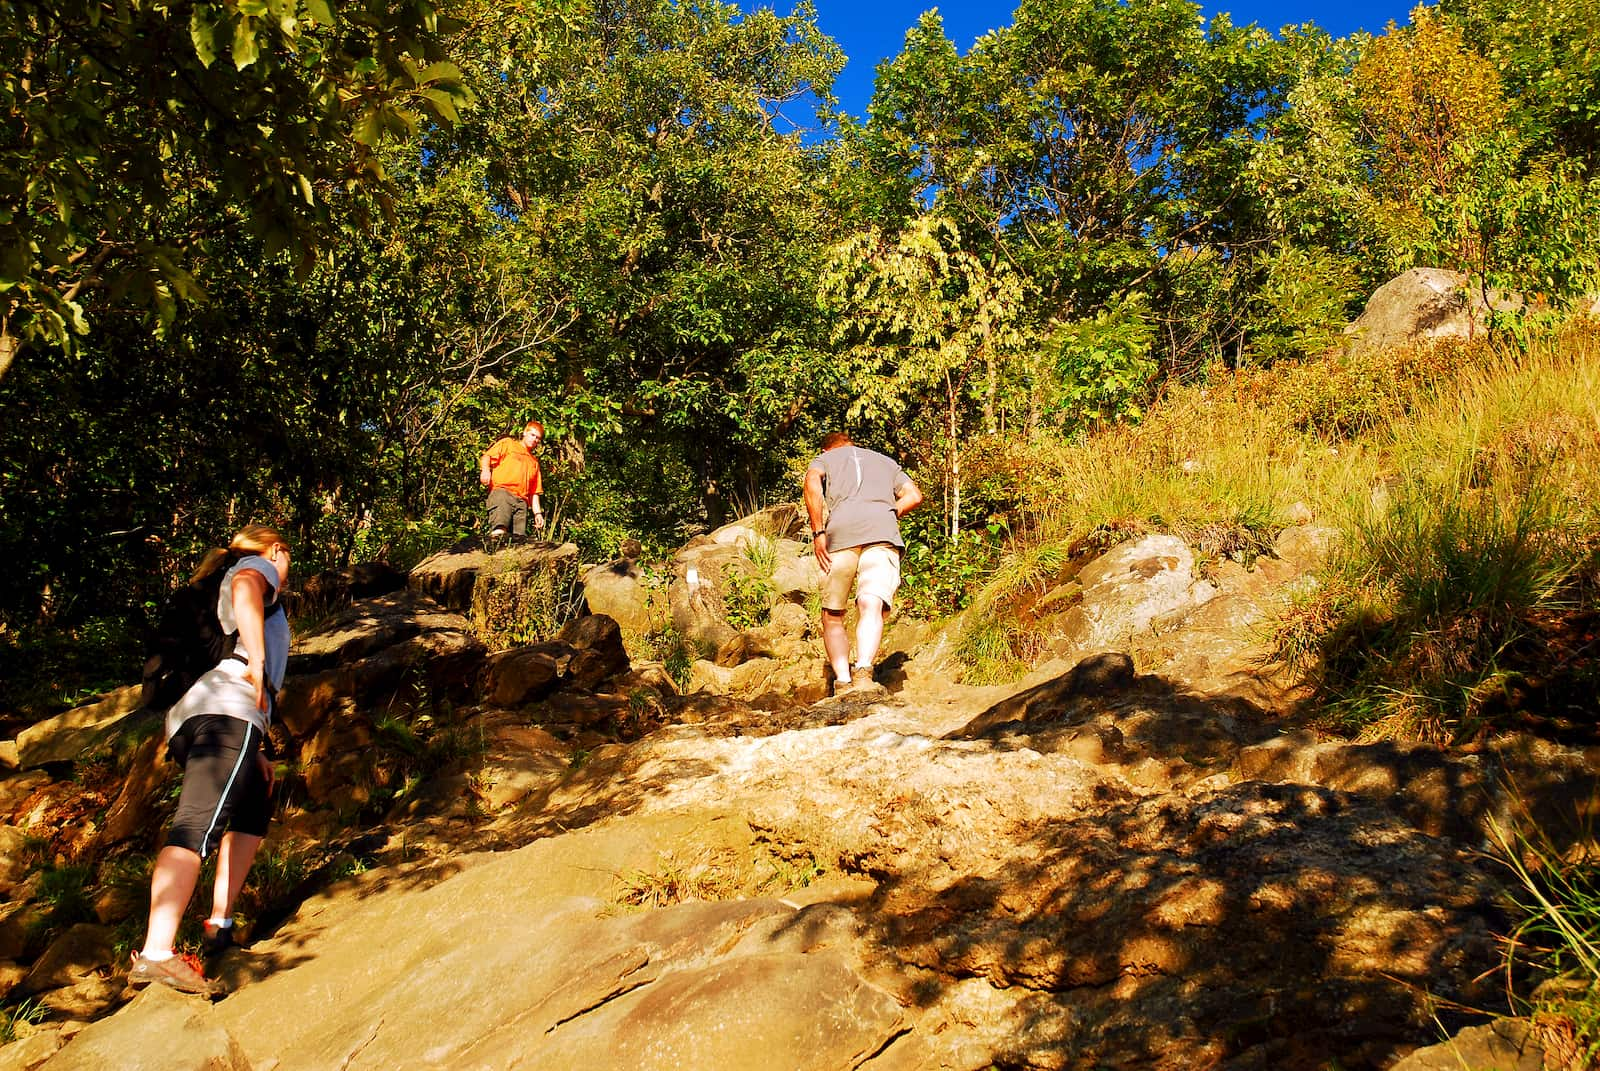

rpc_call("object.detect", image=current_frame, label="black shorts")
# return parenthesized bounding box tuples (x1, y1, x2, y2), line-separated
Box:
(166, 715, 271, 856)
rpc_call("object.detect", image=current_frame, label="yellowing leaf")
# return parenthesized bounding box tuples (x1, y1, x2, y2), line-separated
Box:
(418, 88, 459, 124)
(232, 18, 260, 70)
(415, 61, 462, 86)
(189, 6, 218, 67)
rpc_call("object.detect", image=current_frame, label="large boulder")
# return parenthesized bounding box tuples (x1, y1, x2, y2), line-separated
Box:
(16, 686, 143, 769)
(1053, 534, 1217, 657)
(1389, 1020, 1543, 1071)
(670, 508, 817, 654)
(409, 539, 580, 618)
(97, 734, 168, 848)
(284, 561, 405, 623)
(17, 925, 115, 997)
(280, 591, 485, 742)
(39, 984, 249, 1070)
(200, 820, 905, 1071)
(580, 559, 653, 633)
(482, 614, 630, 707)
(1345, 268, 1518, 356)
(559, 614, 630, 691)
(0, 772, 49, 820)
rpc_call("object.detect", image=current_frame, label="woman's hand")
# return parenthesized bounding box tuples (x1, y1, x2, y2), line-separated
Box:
(246, 657, 268, 713)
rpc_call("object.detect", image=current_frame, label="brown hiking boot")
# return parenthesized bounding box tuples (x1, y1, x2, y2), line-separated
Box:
(844, 666, 885, 695)
(128, 952, 222, 996)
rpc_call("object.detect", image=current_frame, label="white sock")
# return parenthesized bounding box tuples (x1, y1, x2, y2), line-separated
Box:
(141, 949, 174, 961)
(207, 917, 233, 929)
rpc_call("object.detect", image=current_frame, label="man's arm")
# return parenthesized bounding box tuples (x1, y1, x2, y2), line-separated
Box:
(803, 466, 830, 572)
(894, 479, 924, 519)
(479, 446, 495, 487)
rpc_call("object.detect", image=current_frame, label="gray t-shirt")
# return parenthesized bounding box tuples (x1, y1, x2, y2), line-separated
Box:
(808, 446, 911, 551)
(163, 555, 288, 739)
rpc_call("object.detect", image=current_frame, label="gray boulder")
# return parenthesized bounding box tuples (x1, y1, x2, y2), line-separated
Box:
(1345, 267, 1518, 356)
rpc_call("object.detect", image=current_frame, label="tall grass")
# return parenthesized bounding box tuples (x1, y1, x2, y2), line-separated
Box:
(950, 321, 1600, 714)
(1314, 329, 1600, 739)
(1494, 814, 1600, 1068)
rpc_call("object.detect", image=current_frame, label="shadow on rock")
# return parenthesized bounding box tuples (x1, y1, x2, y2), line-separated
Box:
(860, 779, 1509, 1070)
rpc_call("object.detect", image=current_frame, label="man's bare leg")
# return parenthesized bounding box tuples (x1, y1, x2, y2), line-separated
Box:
(821, 607, 852, 685)
(853, 596, 887, 678)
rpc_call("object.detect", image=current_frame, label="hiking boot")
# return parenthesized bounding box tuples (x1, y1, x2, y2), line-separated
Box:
(202, 920, 235, 959)
(846, 666, 884, 692)
(832, 675, 881, 698)
(128, 952, 222, 996)
(485, 528, 508, 553)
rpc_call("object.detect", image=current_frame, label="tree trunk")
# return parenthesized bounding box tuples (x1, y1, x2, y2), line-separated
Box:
(983, 350, 997, 435)
(946, 371, 961, 543)
(0, 316, 17, 384)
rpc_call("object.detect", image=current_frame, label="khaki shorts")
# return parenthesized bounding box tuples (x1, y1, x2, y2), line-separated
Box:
(822, 543, 902, 612)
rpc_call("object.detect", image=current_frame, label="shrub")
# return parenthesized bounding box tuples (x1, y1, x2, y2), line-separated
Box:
(898, 523, 1004, 620)
(720, 536, 777, 631)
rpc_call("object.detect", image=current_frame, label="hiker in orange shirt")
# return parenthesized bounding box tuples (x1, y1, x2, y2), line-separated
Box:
(479, 420, 545, 543)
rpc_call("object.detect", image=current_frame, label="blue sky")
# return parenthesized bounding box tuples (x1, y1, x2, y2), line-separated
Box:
(809, 0, 1419, 120)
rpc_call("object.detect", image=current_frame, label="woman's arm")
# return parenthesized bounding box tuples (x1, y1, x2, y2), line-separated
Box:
(231, 569, 271, 712)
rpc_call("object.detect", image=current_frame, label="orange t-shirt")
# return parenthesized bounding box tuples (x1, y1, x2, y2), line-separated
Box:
(484, 439, 543, 502)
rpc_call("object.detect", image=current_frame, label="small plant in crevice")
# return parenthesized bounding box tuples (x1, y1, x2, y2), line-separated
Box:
(762, 850, 824, 891)
(640, 625, 695, 690)
(1492, 814, 1600, 1068)
(236, 840, 316, 922)
(720, 535, 778, 631)
(1, 998, 47, 1044)
(25, 863, 96, 954)
(473, 562, 584, 650)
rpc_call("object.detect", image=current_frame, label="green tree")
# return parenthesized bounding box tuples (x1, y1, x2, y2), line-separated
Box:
(865, 0, 1287, 380)
(820, 214, 1026, 538)
(1439, 0, 1600, 171)
(434, 0, 846, 523)
(0, 0, 470, 380)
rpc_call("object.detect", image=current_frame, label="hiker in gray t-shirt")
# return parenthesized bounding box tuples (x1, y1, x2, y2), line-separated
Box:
(803, 431, 924, 696)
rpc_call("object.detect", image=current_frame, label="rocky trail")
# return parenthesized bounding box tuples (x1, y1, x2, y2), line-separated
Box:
(1, 509, 1591, 1070)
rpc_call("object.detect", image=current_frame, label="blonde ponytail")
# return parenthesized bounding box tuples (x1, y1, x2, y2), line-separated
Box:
(189, 524, 289, 583)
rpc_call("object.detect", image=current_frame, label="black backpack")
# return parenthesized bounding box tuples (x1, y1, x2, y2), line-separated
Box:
(138, 553, 283, 714)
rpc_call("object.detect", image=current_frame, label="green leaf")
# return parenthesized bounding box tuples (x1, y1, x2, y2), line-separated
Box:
(232, 17, 260, 69)
(351, 109, 381, 147)
(303, 0, 334, 24)
(415, 61, 462, 86)
(418, 88, 459, 124)
(189, 6, 218, 68)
